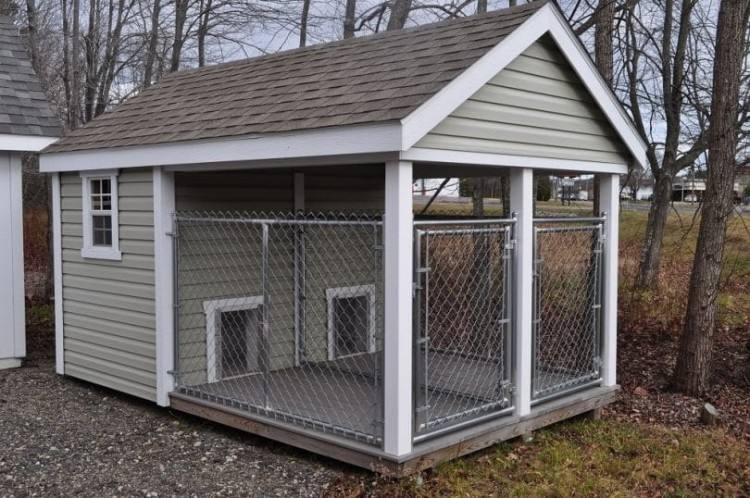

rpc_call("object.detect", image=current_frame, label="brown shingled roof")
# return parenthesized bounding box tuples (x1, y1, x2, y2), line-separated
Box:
(0, 16, 61, 138)
(46, 1, 545, 154)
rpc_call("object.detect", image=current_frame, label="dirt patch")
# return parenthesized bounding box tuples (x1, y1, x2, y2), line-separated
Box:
(611, 321, 750, 440)
(0, 321, 350, 497)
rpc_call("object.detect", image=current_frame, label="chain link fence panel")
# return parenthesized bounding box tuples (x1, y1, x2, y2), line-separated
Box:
(174, 211, 384, 445)
(413, 219, 515, 439)
(532, 219, 604, 403)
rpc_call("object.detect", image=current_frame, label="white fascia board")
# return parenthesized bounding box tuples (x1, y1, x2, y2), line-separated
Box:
(0, 134, 58, 152)
(401, 148, 629, 174)
(40, 123, 402, 173)
(400, 3, 648, 169)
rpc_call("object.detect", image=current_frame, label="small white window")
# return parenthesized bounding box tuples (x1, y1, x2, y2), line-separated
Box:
(204, 296, 264, 383)
(80, 170, 121, 260)
(326, 285, 376, 361)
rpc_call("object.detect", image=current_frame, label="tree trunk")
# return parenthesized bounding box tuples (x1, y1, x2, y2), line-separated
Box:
(25, 0, 39, 71)
(593, 0, 615, 86)
(673, 0, 750, 395)
(299, 0, 311, 47)
(386, 0, 411, 30)
(476, 0, 487, 14)
(170, 0, 188, 72)
(343, 0, 355, 38)
(637, 172, 672, 287)
(471, 178, 485, 218)
(69, 0, 80, 128)
(83, 0, 100, 123)
(197, 0, 212, 67)
(143, 0, 161, 88)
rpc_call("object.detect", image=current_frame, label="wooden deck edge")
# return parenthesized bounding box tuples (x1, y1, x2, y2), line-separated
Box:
(169, 385, 619, 477)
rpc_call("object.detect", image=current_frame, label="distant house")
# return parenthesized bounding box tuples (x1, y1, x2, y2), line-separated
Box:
(0, 16, 60, 369)
(40, 2, 646, 475)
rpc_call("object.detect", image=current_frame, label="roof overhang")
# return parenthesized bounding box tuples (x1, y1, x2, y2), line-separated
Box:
(400, 2, 648, 170)
(40, 123, 403, 173)
(1, 133, 58, 152)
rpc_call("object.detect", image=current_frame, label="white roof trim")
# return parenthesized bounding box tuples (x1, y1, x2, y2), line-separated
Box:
(40, 123, 402, 172)
(401, 147, 629, 174)
(0, 134, 58, 152)
(400, 3, 648, 169)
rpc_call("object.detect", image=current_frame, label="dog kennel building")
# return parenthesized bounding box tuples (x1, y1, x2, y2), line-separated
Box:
(40, 1, 646, 474)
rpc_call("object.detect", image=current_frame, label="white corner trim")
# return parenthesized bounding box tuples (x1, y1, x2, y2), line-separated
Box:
(40, 123, 403, 173)
(8, 153, 25, 360)
(80, 170, 122, 261)
(400, 3, 648, 168)
(52, 173, 64, 375)
(401, 148, 629, 174)
(203, 296, 264, 383)
(0, 134, 58, 152)
(325, 284, 377, 361)
(154, 167, 175, 406)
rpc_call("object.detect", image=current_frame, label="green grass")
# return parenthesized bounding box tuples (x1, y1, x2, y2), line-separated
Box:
(332, 419, 750, 497)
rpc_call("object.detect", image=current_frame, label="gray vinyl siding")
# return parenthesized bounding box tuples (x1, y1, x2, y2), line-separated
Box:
(174, 168, 384, 385)
(416, 36, 631, 164)
(60, 168, 156, 401)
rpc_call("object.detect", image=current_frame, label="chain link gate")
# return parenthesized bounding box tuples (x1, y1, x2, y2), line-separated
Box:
(532, 218, 604, 404)
(413, 219, 515, 440)
(172, 212, 384, 445)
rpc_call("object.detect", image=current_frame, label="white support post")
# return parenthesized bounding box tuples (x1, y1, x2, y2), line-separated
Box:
(154, 166, 176, 406)
(599, 173, 619, 386)
(510, 168, 533, 417)
(383, 160, 413, 456)
(52, 172, 64, 375)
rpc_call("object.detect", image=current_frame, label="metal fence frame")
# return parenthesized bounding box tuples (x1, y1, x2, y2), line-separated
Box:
(172, 211, 385, 445)
(531, 216, 605, 405)
(412, 217, 516, 441)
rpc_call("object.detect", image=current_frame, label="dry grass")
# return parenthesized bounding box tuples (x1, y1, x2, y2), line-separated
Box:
(327, 418, 750, 497)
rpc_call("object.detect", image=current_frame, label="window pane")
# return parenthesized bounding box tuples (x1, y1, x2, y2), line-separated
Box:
(91, 179, 101, 194)
(333, 295, 370, 357)
(101, 179, 111, 194)
(101, 194, 112, 210)
(92, 215, 112, 247)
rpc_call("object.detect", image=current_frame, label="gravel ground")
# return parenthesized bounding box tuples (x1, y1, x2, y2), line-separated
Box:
(0, 323, 358, 497)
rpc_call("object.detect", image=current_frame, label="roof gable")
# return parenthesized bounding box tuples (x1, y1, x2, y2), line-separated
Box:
(414, 36, 631, 165)
(0, 16, 60, 140)
(45, 1, 545, 154)
(402, 4, 646, 167)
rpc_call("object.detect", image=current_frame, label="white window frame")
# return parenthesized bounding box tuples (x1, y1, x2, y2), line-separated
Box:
(203, 296, 264, 383)
(326, 284, 376, 361)
(80, 169, 121, 260)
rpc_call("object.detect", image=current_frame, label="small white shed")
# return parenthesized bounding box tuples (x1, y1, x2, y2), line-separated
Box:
(0, 16, 60, 368)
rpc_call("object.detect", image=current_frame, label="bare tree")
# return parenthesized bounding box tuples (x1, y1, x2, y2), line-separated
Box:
(673, 0, 750, 395)
(621, 0, 712, 288)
